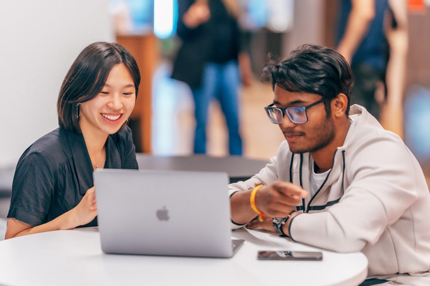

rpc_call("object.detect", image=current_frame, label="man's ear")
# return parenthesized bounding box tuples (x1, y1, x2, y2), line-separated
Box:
(332, 93, 348, 117)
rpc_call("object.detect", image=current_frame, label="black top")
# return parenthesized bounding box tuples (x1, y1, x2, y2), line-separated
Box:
(7, 126, 138, 227)
(171, 0, 245, 88)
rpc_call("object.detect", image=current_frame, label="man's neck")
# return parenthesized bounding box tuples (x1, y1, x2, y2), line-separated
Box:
(312, 119, 351, 173)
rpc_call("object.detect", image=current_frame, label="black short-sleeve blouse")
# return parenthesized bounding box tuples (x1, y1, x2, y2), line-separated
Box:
(7, 126, 138, 227)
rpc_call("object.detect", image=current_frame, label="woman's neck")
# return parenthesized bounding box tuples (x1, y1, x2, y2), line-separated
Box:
(80, 124, 108, 169)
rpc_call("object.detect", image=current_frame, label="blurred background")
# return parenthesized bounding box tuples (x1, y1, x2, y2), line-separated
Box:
(1, 0, 430, 217)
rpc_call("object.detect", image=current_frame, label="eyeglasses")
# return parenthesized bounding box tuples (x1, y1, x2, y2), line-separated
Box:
(264, 98, 325, 124)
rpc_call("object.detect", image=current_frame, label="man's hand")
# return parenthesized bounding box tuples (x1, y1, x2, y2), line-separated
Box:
(255, 181, 308, 218)
(246, 211, 302, 235)
(246, 215, 276, 232)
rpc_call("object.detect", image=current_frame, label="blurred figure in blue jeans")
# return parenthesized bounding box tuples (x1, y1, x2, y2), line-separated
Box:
(171, 0, 253, 155)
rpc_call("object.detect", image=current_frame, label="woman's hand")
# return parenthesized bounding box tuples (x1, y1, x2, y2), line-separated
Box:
(69, 187, 97, 228)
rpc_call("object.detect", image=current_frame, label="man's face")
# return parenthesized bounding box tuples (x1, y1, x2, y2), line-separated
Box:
(273, 86, 336, 154)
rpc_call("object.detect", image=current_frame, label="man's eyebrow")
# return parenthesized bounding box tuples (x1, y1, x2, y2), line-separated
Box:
(273, 100, 306, 106)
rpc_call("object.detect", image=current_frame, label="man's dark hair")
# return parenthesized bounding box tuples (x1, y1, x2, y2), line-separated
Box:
(262, 44, 353, 116)
(57, 42, 141, 132)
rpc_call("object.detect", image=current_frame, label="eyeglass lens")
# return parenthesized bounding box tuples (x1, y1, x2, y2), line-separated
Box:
(267, 106, 307, 124)
(267, 108, 283, 124)
(287, 107, 306, 123)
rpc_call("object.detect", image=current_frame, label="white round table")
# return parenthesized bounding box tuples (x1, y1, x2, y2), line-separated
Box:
(0, 227, 368, 286)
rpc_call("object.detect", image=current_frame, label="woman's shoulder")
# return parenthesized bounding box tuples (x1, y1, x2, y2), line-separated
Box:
(19, 128, 72, 167)
(26, 128, 66, 153)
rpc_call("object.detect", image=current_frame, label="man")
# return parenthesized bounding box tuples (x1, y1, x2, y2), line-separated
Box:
(229, 44, 430, 285)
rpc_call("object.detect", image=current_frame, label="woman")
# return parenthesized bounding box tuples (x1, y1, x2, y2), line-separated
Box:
(5, 42, 140, 239)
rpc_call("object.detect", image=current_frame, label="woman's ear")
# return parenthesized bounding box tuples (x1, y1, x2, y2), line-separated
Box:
(333, 93, 348, 117)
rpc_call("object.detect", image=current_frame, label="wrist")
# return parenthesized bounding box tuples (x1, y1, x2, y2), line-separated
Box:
(61, 208, 78, 230)
(281, 220, 290, 237)
(281, 212, 300, 237)
(230, 190, 261, 225)
(250, 185, 265, 221)
(273, 216, 289, 236)
(273, 209, 297, 236)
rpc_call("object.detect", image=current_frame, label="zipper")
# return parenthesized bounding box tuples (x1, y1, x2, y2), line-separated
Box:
(304, 149, 339, 213)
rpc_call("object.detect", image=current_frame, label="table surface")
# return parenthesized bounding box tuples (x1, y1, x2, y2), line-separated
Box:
(136, 154, 268, 183)
(0, 227, 368, 286)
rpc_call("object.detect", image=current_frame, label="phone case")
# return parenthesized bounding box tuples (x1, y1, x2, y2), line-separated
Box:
(257, 250, 323, 261)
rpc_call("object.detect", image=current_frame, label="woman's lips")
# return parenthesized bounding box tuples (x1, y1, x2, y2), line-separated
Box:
(101, 113, 122, 122)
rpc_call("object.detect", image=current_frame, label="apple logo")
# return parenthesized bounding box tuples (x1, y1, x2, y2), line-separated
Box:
(156, 206, 169, 221)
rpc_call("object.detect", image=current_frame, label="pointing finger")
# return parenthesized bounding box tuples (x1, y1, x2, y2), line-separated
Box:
(275, 183, 308, 199)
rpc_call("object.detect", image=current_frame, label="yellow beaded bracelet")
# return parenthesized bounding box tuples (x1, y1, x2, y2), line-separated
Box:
(250, 185, 265, 222)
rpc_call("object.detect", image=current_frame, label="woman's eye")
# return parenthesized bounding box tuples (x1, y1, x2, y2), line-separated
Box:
(123, 92, 133, 97)
(100, 91, 109, 95)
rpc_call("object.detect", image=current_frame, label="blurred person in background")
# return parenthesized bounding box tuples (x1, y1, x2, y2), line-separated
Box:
(336, 0, 389, 120)
(171, 0, 253, 156)
(5, 42, 140, 239)
(379, 0, 409, 138)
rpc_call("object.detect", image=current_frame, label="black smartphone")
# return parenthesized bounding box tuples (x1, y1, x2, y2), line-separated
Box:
(257, 250, 323, 261)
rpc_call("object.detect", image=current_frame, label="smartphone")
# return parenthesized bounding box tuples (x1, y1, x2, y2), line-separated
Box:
(257, 250, 323, 261)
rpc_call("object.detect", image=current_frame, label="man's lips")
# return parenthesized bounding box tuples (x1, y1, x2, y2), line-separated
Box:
(284, 132, 304, 142)
(284, 133, 304, 138)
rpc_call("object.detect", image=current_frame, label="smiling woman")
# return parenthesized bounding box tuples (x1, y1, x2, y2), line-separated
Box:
(5, 42, 141, 239)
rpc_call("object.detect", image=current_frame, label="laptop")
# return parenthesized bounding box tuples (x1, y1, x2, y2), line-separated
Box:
(93, 169, 244, 258)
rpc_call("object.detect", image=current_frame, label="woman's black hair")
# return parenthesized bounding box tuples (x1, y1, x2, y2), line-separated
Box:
(57, 42, 141, 132)
(262, 44, 353, 116)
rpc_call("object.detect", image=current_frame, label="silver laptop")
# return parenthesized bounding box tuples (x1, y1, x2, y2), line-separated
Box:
(94, 169, 244, 258)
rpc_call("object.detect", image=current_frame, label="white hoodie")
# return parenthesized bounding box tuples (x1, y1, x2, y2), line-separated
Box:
(229, 105, 430, 280)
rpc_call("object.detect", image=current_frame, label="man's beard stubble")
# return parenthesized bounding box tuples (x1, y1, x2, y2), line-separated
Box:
(288, 116, 336, 154)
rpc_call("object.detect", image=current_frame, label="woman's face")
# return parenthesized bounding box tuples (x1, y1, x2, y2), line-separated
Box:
(79, 63, 136, 137)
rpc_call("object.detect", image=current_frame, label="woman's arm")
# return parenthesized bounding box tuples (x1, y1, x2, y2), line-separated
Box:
(5, 187, 97, 239)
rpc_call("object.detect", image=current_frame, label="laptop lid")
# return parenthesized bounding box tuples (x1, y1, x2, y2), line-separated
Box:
(94, 169, 237, 258)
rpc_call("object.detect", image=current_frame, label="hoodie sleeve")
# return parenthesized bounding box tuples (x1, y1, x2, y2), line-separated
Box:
(229, 141, 292, 229)
(289, 132, 424, 252)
